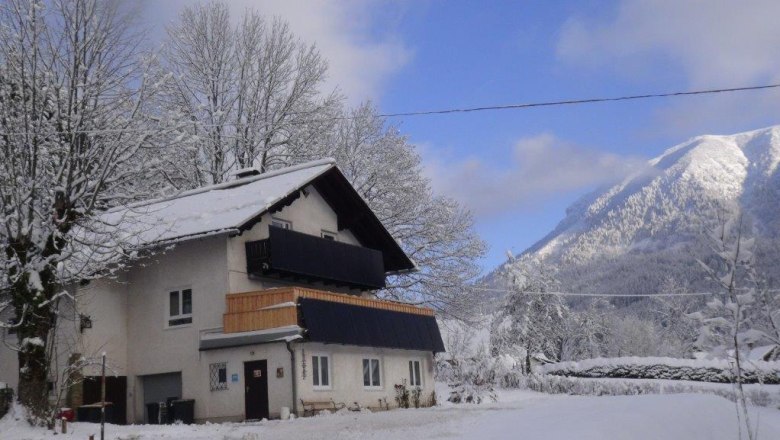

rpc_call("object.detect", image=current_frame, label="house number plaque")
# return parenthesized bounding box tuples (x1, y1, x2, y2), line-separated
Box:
(253, 369, 263, 378)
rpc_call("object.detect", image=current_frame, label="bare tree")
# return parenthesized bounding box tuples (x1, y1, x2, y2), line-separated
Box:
(160, 1, 341, 188)
(0, 0, 164, 421)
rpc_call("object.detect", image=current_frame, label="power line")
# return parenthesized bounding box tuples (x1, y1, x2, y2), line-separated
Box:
(378, 83, 780, 117)
(470, 287, 715, 297)
(471, 286, 780, 297)
(0, 83, 779, 136)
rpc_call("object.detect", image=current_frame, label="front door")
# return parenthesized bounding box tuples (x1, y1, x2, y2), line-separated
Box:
(244, 360, 269, 420)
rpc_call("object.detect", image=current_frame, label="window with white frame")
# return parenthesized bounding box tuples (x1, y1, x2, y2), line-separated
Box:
(312, 355, 331, 389)
(409, 360, 422, 386)
(362, 358, 381, 388)
(168, 288, 192, 326)
(209, 362, 228, 391)
(320, 230, 337, 241)
(271, 218, 292, 230)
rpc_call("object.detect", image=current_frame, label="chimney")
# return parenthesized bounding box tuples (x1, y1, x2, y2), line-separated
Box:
(233, 167, 262, 180)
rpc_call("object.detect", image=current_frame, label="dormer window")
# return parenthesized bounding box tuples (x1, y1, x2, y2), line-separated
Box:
(321, 230, 337, 241)
(271, 218, 292, 230)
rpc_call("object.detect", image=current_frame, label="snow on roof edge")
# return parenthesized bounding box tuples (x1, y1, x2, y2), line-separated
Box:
(111, 158, 336, 213)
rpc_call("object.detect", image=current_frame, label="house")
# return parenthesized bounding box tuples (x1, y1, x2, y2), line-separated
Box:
(0, 159, 445, 423)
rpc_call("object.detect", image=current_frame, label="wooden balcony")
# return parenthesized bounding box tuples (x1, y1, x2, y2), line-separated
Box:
(223, 286, 434, 334)
(245, 226, 386, 290)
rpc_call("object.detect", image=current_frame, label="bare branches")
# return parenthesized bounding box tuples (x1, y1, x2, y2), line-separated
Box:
(159, 2, 340, 187)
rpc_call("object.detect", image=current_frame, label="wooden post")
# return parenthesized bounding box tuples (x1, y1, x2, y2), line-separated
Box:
(100, 353, 106, 440)
(61, 417, 67, 434)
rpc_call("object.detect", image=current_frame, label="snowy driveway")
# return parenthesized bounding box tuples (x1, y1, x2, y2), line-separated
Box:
(4, 390, 780, 439)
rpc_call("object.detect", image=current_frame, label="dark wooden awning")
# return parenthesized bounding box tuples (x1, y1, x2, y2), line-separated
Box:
(299, 297, 445, 352)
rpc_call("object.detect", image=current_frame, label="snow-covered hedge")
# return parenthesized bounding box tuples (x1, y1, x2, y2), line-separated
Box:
(520, 375, 778, 407)
(521, 374, 780, 406)
(540, 357, 780, 384)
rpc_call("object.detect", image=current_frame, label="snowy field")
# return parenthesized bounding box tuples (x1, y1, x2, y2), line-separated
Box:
(3, 388, 780, 440)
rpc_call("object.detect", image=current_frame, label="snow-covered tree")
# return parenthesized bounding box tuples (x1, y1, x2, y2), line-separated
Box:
(159, 1, 341, 188)
(691, 212, 774, 440)
(561, 298, 611, 360)
(491, 257, 569, 372)
(649, 277, 701, 358)
(0, 0, 165, 420)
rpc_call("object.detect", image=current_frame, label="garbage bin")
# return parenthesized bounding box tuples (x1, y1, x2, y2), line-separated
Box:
(170, 399, 195, 424)
(145, 402, 160, 424)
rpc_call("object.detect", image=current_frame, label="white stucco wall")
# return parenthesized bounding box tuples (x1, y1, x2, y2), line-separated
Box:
(293, 343, 436, 413)
(77, 278, 129, 377)
(189, 341, 436, 421)
(197, 342, 293, 422)
(123, 235, 229, 422)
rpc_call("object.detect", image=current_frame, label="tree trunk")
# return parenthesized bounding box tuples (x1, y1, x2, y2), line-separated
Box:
(10, 239, 61, 421)
(15, 285, 56, 420)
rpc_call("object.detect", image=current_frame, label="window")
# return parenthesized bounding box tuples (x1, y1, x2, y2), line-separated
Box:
(409, 360, 422, 387)
(321, 230, 337, 241)
(312, 355, 330, 389)
(271, 218, 292, 230)
(362, 358, 381, 388)
(209, 362, 228, 391)
(168, 289, 192, 327)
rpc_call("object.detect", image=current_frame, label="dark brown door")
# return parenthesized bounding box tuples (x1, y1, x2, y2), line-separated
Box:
(82, 376, 127, 424)
(244, 360, 269, 420)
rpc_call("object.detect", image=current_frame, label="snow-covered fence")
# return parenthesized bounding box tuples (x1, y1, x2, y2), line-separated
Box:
(539, 357, 780, 384)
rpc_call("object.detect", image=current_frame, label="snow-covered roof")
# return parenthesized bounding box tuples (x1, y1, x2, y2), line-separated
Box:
(102, 159, 335, 246)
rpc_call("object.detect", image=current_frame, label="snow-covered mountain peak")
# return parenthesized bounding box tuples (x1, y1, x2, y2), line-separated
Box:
(501, 125, 780, 296)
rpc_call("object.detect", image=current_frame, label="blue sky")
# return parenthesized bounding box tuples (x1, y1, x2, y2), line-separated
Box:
(138, 0, 780, 272)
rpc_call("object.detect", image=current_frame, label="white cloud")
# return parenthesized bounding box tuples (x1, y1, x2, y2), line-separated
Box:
(557, 0, 780, 87)
(423, 134, 646, 218)
(556, 0, 780, 136)
(138, 0, 411, 105)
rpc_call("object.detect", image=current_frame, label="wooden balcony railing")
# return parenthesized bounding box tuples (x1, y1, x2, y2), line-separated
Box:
(223, 286, 434, 333)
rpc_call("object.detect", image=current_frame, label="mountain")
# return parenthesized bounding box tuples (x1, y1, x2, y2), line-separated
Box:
(498, 125, 780, 296)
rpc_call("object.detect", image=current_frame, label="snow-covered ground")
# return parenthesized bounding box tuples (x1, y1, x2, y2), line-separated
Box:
(3, 388, 780, 440)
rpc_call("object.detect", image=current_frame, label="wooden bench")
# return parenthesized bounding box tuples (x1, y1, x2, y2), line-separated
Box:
(299, 399, 345, 417)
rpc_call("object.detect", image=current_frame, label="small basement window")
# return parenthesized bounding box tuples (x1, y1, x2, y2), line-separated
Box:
(409, 360, 422, 387)
(362, 358, 381, 388)
(209, 362, 228, 391)
(312, 355, 331, 389)
(168, 289, 193, 327)
(320, 230, 337, 241)
(271, 218, 292, 230)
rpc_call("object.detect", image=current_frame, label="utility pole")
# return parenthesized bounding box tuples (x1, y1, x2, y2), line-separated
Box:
(100, 352, 106, 440)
